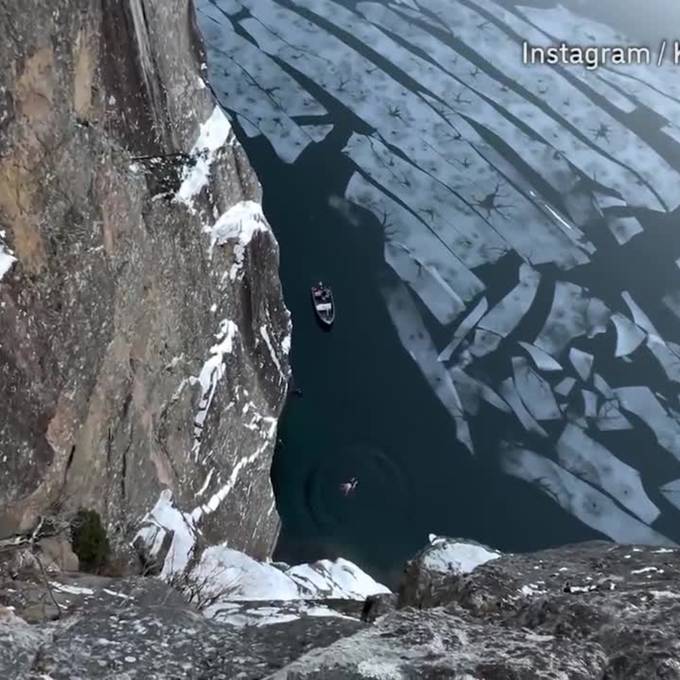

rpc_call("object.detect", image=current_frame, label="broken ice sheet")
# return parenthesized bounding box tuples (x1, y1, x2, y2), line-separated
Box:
(569, 348, 594, 381)
(597, 400, 633, 432)
(439, 297, 488, 362)
(622, 292, 680, 383)
(535, 282, 610, 356)
(468, 264, 541, 359)
(502, 447, 672, 545)
(347, 172, 484, 306)
(555, 377, 577, 398)
(450, 367, 511, 416)
(197, 5, 326, 163)
(661, 480, 680, 512)
(581, 390, 598, 419)
(518, 342, 563, 372)
(516, 3, 680, 133)
(611, 313, 645, 358)
(448, 0, 680, 211)
(512, 357, 562, 421)
(615, 386, 680, 461)
(385, 241, 465, 325)
(499, 378, 548, 437)
(383, 280, 474, 453)
(342, 133, 508, 269)
(556, 423, 660, 524)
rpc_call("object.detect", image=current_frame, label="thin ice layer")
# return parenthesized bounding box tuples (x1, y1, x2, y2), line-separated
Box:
(512, 357, 561, 421)
(197, 6, 326, 163)
(611, 313, 645, 358)
(535, 282, 610, 356)
(437, 0, 680, 210)
(348, 173, 484, 306)
(519, 342, 563, 372)
(556, 423, 660, 524)
(439, 297, 488, 362)
(661, 480, 680, 512)
(470, 264, 541, 359)
(385, 240, 466, 325)
(383, 280, 474, 452)
(569, 348, 594, 381)
(499, 377, 548, 437)
(615, 386, 680, 461)
(502, 447, 673, 545)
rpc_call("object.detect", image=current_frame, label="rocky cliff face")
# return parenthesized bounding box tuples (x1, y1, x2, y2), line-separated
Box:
(0, 0, 290, 559)
(4, 538, 680, 678)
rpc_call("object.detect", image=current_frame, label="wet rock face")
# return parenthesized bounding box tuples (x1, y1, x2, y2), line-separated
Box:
(0, 0, 290, 558)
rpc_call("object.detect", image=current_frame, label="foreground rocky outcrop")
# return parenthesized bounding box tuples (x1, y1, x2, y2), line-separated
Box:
(3, 538, 680, 678)
(280, 539, 680, 679)
(0, 0, 290, 560)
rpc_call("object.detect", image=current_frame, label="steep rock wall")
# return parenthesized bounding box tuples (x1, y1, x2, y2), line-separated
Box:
(0, 0, 290, 560)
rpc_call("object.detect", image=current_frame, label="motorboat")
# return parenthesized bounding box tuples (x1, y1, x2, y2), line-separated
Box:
(311, 281, 335, 327)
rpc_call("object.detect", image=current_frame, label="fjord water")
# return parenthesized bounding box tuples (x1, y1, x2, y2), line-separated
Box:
(253, 131, 599, 583)
(200, 0, 680, 583)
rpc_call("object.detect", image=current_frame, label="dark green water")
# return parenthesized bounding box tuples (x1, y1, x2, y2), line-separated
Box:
(240, 130, 599, 584)
(201, 0, 680, 585)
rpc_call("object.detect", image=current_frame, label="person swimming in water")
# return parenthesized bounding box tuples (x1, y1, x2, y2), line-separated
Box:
(339, 476, 358, 496)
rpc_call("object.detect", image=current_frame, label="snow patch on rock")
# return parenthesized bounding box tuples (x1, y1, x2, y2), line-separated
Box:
(422, 535, 500, 575)
(175, 105, 234, 210)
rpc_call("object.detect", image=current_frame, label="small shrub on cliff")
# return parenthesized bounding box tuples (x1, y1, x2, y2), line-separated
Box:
(70, 509, 110, 573)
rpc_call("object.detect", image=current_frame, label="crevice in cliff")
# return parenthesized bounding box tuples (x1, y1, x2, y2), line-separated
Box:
(99, 0, 166, 154)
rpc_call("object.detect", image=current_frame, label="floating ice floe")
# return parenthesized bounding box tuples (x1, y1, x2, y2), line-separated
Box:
(611, 313, 646, 358)
(556, 423, 660, 524)
(385, 240, 470, 326)
(383, 280, 473, 453)
(555, 377, 577, 398)
(450, 368, 510, 416)
(519, 342, 563, 372)
(581, 390, 598, 419)
(499, 377, 548, 437)
(512, 357, 561, 421)
(438, 297, 488, 362)
(175, 105, 234, 209)
(596, 400, 633, 432)
(661, 480, 680, 512)
(197, 3, 328, 163)
(501, 447, 673, 545)
(535, 282, 610, 356)
(615, 386, 680, 461)
(569, 348, 594, 381)
(516, 3, 680, 141)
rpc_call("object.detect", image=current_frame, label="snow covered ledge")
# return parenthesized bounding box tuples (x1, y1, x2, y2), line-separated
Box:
(422, 534, 501, 576)
(133, 490, 389, 627)
(399, 534, 501, 608)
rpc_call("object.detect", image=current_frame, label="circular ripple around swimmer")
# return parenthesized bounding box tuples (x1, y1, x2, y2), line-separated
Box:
(304, 443, 411, 533)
